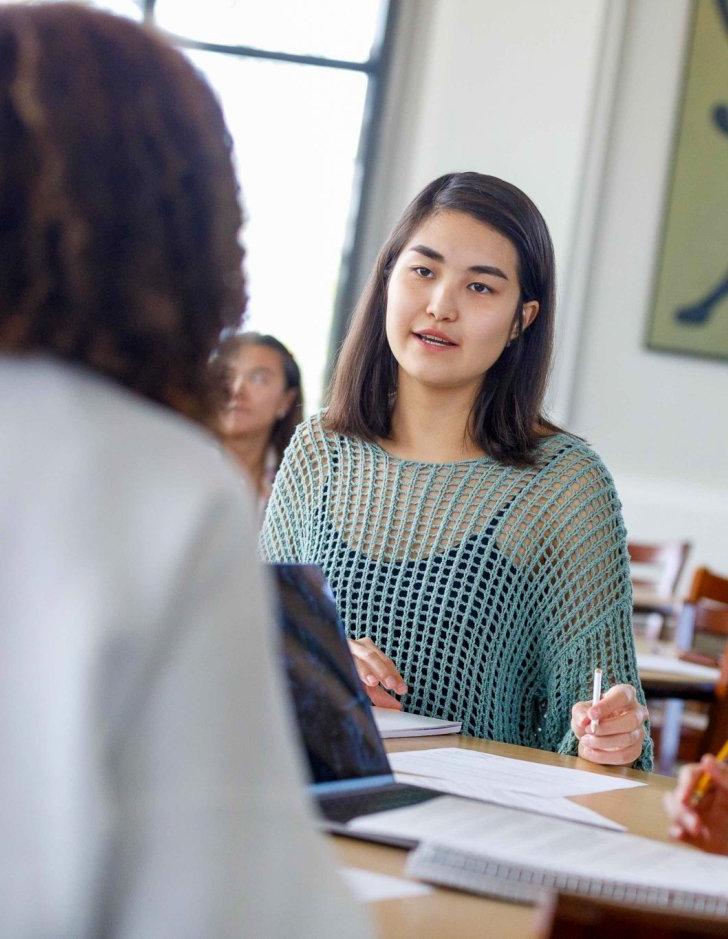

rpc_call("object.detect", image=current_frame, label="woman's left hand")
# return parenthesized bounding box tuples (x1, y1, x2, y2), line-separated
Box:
(571, 683, 648, 765)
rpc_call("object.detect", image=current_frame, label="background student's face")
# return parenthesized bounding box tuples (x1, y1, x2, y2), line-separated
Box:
(216, 344, 294, 440)
(385, 209, 538, 398)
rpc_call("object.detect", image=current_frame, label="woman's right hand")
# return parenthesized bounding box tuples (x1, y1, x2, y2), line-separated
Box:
(664, 755, 728, 855)
(348, 637, 408, 710)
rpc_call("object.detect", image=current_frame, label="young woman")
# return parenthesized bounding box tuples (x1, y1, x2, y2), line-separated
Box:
(209, 332, 303, 510)
(262, 172, 651, 769)
(0, 5, 367, 936)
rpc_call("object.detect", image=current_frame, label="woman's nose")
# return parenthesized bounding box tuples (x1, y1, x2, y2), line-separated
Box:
(426, 282, 458, 321)
(229, 373, 246, 398)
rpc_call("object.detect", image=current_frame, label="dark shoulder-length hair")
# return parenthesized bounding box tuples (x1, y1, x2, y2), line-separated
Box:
(208, 333, 304, 466)
(0, 3, 245, 420)
(325, 172, 559, 466)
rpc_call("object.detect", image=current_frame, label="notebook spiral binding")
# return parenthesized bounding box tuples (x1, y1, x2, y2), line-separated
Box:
(407, 843, 728, 917)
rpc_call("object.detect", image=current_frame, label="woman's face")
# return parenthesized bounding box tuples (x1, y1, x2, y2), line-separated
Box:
(216, 344, 295, 441)
(385, 209, 538, 398)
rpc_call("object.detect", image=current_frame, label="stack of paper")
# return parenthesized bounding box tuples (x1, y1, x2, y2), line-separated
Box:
(363, 747, 646, 831)
(372, 708, 462, 738)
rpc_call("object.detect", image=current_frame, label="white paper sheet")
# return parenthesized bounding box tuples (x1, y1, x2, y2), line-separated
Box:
(637, 653, 720, 681)
(372, 707, 462, 738)
(340, 867, 432, 902)
(350, 797, 728, 898)
(389, 747, 645, 798)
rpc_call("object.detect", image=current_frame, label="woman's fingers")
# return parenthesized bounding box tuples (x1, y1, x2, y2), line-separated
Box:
(573, 684, 646, 765)
(588, 683, 642, 725)
(673, 761, 706, 805)
(364, 683, 403, 710)
(578, 734, 643, 765)
(585, 706, 649, 737)
(580, 727, 643, 754)
(704, 756, 728, 793)
(570, 702, 590, 739)
(348, 638, 408, 695)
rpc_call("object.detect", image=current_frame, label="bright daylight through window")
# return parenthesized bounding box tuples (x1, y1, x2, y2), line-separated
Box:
(91, 0, 389, 411)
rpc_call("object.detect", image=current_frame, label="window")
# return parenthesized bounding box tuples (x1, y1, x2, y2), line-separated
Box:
(92, 0, 391, 411)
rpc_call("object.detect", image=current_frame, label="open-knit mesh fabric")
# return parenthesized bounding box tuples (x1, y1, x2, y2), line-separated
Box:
(261, 414, 652, 770)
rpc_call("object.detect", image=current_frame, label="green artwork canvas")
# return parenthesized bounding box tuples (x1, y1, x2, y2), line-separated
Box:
(648, 0, 728, 360)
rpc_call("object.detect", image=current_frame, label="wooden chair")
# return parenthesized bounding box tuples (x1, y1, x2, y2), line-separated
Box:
(686, 566, 728, 605)
(539, 891, 728, 937)
(628, 540, 691, 640)
(628, 540, 691, 596)
(651, 601, 728, 773)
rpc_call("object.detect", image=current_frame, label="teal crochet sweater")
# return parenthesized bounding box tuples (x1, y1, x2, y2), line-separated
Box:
(261, 414, 652, 770)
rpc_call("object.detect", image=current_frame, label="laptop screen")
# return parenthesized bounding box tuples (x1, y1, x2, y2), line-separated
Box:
(268, 563, 391, 785)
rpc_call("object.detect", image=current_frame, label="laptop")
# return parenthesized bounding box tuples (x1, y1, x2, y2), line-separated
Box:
(268, 562, 444, 847)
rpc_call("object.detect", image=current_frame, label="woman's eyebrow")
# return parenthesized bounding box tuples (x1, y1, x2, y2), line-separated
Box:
(408, 244, 509, 280)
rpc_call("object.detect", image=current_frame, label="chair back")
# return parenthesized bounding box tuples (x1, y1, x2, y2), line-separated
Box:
(675, 600, 728, 662)
(673, 601, 728, 760)
(628, 541, 691, 595)
(686, 567, 728, 605)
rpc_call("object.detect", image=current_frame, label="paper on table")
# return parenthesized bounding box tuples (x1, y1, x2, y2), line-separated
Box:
(348, 795, 605, 844)
(389, 747, 645, 798)
(352, 797, 728, 899)
(372, 707, 462, 738)
(340, 867, 432, 903)
(637, 653, 720, 682)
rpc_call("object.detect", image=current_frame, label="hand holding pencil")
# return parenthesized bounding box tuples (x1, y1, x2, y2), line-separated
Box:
(571, 677, 648, 766)
(664, 744, 728, 856)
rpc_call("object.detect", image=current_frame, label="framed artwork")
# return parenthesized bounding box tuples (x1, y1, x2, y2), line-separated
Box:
(647, 0, 728, 361)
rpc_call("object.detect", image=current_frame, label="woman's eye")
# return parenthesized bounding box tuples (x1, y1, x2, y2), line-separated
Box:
(468, 282, 492, 294)
(412, 266, 433, 278)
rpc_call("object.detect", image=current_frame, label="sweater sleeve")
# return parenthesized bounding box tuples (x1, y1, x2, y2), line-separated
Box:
(533, 443, 653, 771)
(260, 417, 319, 563)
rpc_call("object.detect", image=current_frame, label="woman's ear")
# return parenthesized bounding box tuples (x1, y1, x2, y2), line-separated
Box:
(277, 387, 298, 419)
(509, 300, 540, 341)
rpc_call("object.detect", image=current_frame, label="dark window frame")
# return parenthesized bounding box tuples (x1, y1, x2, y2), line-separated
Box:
(142, 0, 397, 394)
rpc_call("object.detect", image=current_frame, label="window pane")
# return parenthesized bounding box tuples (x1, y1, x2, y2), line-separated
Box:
(189, 51, 369, 410)
(156, 0, 384, 63)
(87, 0, 144, 21)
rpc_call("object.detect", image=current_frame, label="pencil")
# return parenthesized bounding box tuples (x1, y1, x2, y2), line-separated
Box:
(589, 667, 602, 735)
(690, 739, 728, 806)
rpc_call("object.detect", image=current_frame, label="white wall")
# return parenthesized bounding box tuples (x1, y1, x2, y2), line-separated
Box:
(568, 0, 728, 584)
(360, 0, 728, 582)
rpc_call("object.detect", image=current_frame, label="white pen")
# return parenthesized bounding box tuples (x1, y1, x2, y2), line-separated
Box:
(589, 667, 602, 734)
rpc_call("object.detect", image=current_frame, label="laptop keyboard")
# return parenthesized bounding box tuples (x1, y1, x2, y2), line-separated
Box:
(318, 782, 440, 823)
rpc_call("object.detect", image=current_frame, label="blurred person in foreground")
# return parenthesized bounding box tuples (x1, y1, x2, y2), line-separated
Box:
(0, 4, 368, 937)
(209, 333, 303, 513)
(664, 755, 728, 855)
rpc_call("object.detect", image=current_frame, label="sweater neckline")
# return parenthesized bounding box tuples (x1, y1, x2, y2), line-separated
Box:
(358, 432, 565, 469)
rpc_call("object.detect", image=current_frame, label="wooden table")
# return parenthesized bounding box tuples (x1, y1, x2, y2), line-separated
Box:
(632, 588, 681, 619)
(637, 639, 718, 701)
(331, 735, 676, 938)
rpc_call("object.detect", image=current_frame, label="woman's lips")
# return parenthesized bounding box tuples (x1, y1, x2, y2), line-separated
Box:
(413, 331, 458, 349)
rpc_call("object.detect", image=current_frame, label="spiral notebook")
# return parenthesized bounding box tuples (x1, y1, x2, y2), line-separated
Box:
(344, 796, 728, 915)
(407, 842, 728, 915)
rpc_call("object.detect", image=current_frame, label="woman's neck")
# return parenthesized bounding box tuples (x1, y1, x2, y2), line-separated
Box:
(384, 376, 485, 462)
(222, 432, 269, 491)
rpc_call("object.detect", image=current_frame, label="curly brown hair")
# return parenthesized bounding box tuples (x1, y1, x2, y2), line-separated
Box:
(0, 3, 245, 418)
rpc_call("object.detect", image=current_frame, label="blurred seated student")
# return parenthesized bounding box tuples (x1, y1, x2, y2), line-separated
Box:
(664, 756, 728, 855)
(262, 172, 651, 769)
(209, 333, 303, 512)
(0, 5, 368, 937)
